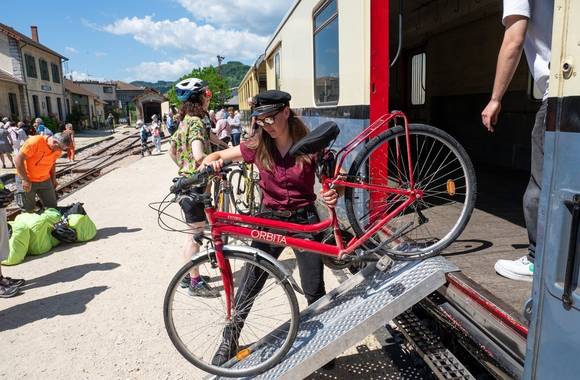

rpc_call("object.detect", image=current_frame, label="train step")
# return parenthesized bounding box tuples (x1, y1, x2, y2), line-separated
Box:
(210, 255, 458, 380)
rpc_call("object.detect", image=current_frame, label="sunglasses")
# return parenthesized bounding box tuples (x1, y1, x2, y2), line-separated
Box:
(255, 109, 283, 127)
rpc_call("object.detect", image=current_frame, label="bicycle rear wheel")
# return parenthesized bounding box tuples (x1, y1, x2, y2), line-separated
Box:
(345, 124, 476, 259)
(164, 249, 299, 377)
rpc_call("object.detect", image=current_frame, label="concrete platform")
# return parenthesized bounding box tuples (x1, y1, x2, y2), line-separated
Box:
(0, 148, 375, 379)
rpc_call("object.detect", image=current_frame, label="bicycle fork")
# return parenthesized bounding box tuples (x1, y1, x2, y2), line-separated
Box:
(211, 233, 235, 320)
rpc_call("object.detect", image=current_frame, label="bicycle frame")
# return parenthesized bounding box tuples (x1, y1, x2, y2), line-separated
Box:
(204, 111, 421, 319)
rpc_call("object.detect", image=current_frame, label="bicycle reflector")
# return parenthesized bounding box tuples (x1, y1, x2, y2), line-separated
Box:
(235, 348, 252, 361)
(447, 179, 456, 196)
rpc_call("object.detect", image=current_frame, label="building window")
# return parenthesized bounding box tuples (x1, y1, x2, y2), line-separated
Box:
(8, 93, 19, 117)
(25, 54, 37, 78)
(46, 96, 52, 115)
(51, 63, 61, 83)
(57, 97, 63, 120)
(274, 51, 281, 90)
(410, 53, 426, 105)
(103, 86, 113, 94)
(313, 0, 339, 105)
(32, 95, 40, 117)
(39, 59, 50, 81)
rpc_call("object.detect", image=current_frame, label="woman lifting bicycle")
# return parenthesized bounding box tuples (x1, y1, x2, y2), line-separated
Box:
(201, 90, 339, 366)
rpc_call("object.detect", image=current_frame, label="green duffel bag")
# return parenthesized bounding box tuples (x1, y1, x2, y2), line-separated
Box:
(42, 208, 62, 225)
(67, 214, 97, 242)
(15, 212, 54, 255)
(1, 221, 30, 266)
(42, 208, 63, 247)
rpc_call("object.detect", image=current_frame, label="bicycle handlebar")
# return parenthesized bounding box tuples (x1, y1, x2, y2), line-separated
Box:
(170, 160, 233, 193)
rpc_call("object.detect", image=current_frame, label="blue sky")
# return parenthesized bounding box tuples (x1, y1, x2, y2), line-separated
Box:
(3, 0, 294, 82)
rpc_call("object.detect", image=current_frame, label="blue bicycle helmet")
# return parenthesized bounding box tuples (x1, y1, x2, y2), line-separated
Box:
(175, 78, 208, 102)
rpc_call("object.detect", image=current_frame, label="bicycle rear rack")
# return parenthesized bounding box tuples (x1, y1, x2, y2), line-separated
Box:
(209, 255, 458, 379)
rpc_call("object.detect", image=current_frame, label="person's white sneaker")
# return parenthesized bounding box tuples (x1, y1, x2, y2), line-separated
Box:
(494, 256, 534, 282)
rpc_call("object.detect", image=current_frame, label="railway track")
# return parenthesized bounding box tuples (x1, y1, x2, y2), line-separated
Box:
(4, 131, 163, 220)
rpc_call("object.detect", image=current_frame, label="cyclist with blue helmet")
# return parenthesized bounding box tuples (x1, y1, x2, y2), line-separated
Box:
(169, 78, 219, 298)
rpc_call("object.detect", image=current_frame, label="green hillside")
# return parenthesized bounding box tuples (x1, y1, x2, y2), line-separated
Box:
(130, 61, 250, 94)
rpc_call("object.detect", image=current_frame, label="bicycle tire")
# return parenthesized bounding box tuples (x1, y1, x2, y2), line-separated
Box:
(164, 248, 300, 377)
(344, 124, 476, 259)
(228, 169, 249, 215)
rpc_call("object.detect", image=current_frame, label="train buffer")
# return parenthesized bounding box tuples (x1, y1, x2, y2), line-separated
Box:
(210, 255, 459, 380)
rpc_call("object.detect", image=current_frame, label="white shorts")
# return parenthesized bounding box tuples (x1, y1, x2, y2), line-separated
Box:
(0, 209, 9, 261)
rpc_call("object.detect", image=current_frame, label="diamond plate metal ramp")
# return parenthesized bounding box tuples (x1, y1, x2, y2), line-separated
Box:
(211, 255, 458, 380)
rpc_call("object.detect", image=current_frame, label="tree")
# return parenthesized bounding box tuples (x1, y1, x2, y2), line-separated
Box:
(166, 66, 231, 110)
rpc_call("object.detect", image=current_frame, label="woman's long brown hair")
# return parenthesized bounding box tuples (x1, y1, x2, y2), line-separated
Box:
(247, 108, 311, 171)
(179, 95, 206, 120)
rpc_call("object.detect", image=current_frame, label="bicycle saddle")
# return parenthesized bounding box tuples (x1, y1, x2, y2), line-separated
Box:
(289, 121, 340, 156)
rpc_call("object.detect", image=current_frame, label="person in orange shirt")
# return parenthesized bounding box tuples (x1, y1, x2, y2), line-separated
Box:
(14, 131, 73, 212)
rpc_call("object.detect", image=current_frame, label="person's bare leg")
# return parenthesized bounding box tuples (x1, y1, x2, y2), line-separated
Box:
(0, 154, 5, 168)
(182, 221, 205, 278)
(6, 153, 14, 167)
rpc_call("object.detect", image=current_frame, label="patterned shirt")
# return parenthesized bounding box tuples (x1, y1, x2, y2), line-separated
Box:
(171, 114, 209, 176)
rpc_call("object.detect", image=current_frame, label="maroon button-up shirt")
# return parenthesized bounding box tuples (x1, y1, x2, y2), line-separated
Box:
(240, 142, 316, 211)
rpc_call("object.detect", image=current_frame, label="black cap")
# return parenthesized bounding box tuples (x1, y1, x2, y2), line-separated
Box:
(251, 90, 291, 117)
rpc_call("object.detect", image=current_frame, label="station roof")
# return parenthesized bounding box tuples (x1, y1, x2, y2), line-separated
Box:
(115, 81, 145, 91)
(64, 79, 100, 98)
(0, 23, 67, 60)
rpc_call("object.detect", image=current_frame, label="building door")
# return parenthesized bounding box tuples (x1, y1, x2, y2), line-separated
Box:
(142, 101, 161, 123)
(524, 2, 580, 378)
(8, 93, 19, 119)
(32, 95, 40, 117)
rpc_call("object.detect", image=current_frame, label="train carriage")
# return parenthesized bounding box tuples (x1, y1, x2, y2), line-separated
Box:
(239, 0, 547, 378)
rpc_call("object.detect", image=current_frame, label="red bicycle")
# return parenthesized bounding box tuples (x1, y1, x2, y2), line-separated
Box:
(156, 112, 476, 377)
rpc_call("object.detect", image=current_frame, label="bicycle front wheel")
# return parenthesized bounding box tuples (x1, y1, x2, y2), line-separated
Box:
(163, 249, 299, 377)
(345, 124, 476, 259)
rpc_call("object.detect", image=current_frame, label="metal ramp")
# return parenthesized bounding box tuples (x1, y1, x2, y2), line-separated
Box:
(211, 255, 458, 380)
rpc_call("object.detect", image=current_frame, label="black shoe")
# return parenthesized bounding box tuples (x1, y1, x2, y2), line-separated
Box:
(0, 284, 20, 298)
(0, 277, 25, 287)
(212, 325, 240, 366)
(180, 274, 211, 288)
(188, 279, 220, 298)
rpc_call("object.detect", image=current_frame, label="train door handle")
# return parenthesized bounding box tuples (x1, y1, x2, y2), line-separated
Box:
(563, 194, 580, 310)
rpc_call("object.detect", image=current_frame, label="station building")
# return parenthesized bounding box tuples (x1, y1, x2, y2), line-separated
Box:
(0, 24, 67, 122)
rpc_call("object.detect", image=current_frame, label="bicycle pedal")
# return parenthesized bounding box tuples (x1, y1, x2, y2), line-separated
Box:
(376, 256, 394, 272)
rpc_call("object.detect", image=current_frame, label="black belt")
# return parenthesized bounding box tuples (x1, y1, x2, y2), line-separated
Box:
(262, 205, 315, 218)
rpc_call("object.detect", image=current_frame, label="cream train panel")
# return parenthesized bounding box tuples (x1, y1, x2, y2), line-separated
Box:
(240, 0, 371, 109)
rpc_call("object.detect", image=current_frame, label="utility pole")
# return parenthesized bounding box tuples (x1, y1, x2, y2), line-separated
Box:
(217, 55, 225, 107)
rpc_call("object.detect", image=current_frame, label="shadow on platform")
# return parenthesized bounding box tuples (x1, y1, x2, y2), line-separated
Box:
(0, 286, 108, 332)
(21, 262, 120, 291)
(94, 226, 142, 240)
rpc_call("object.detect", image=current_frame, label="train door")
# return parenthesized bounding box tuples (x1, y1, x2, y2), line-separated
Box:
(523, 1, 580, 378)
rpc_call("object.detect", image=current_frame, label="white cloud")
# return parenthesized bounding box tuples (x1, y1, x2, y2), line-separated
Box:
(125, 58, 196, 82)
(102, 16, 269, 64)
(66, 71, 106, 82)
(177, 0, 294, 34)
(65, 46, 78, 54)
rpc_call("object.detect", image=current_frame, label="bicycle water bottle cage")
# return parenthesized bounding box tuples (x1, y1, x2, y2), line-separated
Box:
(289, 121, 340, 156)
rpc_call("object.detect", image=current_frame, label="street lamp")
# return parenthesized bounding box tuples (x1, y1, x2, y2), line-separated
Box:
(217, 55, 225, 107)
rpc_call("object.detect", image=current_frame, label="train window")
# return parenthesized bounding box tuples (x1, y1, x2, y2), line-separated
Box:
(314, 0, 339, 105)
(275, 51, 281, 90)
(411, 53, 426, 105)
